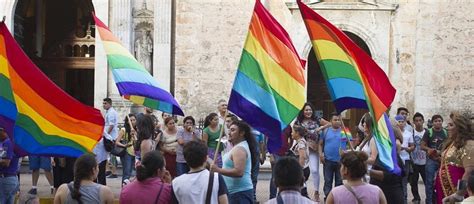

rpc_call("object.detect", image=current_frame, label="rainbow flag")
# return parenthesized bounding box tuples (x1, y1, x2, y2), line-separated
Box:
(297, 1, 400, 174)
(93, 14, 184, 116)
(0, 22, 104, 157)
(228, 0, 306, 153)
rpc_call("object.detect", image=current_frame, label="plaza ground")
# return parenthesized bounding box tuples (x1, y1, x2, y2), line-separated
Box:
(17, 160, 426, 204)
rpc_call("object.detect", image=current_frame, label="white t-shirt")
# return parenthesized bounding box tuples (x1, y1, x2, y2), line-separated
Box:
(411, 129, 427, 165)
(400, 128, 414, 162)
(172, 169, 227, 204)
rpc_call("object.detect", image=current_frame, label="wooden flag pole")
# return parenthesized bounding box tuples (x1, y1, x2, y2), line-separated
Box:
(212, 109, 228, 163)
(120, 97, 135, 133)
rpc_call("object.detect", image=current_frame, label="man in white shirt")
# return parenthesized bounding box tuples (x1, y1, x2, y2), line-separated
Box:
(94, 97, 118, 184)
(410, 112, 427, 204)
(172, 141, 228, 204)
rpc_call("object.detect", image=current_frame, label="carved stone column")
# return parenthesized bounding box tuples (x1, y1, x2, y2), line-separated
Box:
(153, 0, 172, 91)
(108, 0, 133, 98)
(93, 0, 109, 109)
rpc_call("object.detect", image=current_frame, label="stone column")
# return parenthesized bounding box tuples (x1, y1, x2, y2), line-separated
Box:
(93, 0, 109, 109)
(0, 0, 17, 30)
(108, 0, 133, 99)
(153, 0, 172, 91)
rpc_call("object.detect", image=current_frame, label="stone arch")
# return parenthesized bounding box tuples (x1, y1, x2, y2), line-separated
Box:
(302, 22, 379, 63)
(305, 23, 374, 136)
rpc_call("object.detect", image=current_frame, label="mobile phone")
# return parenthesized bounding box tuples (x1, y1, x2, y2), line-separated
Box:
(457, 180, 467, 191)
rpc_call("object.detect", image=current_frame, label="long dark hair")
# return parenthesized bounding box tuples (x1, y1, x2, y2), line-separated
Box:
(71, 154, 97, 204)
(231, 120, 258, 170)
(204, 113, 218, 129)
(136, 150, 165, 181)
(135, 114, 155, 151)
(296, 102, 318, 123)
(124, 114, 136, 141)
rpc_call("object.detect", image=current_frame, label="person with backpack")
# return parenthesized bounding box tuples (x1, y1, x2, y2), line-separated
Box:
(319, 113, 348, 201)
(421, 114, 448, 204)
(326, 151, 387, 204)
(120, 150, 173, 204)
(409, 112, 427, 204)
(172, 141, 228, 204)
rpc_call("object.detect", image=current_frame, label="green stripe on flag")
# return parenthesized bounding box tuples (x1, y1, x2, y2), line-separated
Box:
(16, 114, 88, 152)
(107, 54, 149, 73)
(240, 49, 300, 125)
(0, 74, 14, 102)
(318, 59, 361, 83)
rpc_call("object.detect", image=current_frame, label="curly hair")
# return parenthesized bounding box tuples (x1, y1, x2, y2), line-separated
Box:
(443, 112, 474, 150)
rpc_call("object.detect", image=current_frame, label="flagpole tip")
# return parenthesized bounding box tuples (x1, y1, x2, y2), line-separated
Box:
(1, 16, 5, 23)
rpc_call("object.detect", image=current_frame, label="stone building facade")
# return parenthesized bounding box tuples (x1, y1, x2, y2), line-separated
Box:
(1, 0, 472, 122)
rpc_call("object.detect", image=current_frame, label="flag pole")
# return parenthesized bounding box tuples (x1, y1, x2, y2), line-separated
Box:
(212, 109, 228, 163)
(119, 97, 135, 133)
(340, 117, 354, 151)
(1, 16, 5, 23)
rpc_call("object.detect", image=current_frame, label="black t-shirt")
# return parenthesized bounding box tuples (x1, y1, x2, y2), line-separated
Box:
(422, 129, 447, 150)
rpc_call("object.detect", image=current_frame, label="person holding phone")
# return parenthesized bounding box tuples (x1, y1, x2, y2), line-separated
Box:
(176, 116, 201, 176)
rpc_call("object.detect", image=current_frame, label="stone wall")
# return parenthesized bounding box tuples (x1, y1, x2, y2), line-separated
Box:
(391, 0, 474, 119)
(174, 0, 254, 119)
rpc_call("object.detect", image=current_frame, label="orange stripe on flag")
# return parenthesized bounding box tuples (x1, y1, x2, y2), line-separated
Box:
(249, 13, 305, 86)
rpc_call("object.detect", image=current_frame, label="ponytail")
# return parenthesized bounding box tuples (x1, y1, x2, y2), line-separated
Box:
(231, 120, 258, 170)
(71, 154, 97, 203)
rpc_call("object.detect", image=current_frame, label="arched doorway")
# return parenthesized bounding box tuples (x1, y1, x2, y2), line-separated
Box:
(13, 0, 95, 106)
(307, 31, 372, 133)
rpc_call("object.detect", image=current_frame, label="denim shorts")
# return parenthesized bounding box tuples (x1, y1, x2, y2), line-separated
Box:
(229, 189, 253, 204)
(29, 156, 51, 171)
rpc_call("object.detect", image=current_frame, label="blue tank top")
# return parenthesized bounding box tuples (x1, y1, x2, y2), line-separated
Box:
(222, 141, 253, 194)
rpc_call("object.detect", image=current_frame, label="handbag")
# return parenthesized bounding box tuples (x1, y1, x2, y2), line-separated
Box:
(110, 145, 126, 157)
(103, 137, 114, 152)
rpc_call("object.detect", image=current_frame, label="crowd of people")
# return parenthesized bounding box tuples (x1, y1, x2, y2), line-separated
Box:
(0, 97, 473, 204)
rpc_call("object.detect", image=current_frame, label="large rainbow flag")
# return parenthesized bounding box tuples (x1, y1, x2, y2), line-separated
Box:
(228, 0, 306, 152)
(297, 1, 400, 174)
(0, 22, 104, 157)
(93, 14, 184, 116)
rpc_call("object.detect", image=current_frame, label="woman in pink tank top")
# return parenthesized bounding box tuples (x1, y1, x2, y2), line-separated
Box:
(326, 151, 387, 204)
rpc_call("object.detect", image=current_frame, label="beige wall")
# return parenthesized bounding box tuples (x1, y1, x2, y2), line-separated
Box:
(174, 0, 254, 118)
(391, 0, 474, 119)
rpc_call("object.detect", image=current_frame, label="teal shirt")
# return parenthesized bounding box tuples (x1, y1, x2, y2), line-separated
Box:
(222, 141, 253, 194)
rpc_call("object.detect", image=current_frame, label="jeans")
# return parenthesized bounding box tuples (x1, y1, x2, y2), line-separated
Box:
(0, 176, 19, 204)
(308, 151, 320, 191)
(402, 160, 410, 204)
(323, 159, 342, 197)
(121, 153, 135, 183)
(229, 189, 253, 204)
(269, 154, 281, 199)
(97, 160, 107, 185)
(425, 158, 439, 204)
(176, 162, 190, 177)
(251, 160, 259, 202)
(409, 163, 426, 201)
(301, 167, 310, 197)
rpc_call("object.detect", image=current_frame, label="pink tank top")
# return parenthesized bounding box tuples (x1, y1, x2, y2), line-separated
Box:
(331, 183, 381, 204)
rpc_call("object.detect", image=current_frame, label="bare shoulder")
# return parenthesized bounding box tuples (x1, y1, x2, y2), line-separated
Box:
(100, 185, 114, 201)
